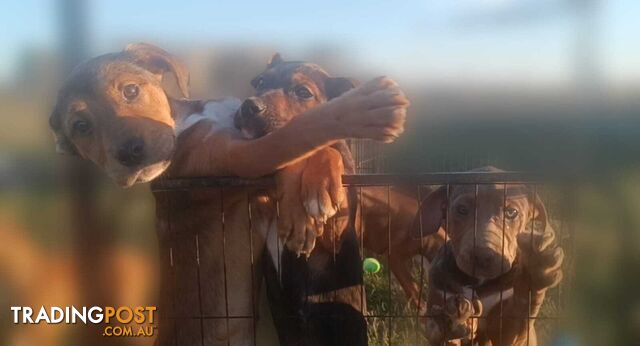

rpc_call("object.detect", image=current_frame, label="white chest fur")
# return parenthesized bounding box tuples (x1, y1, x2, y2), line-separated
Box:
(464, 287, 514, 316)
(175, 98, 242, 136)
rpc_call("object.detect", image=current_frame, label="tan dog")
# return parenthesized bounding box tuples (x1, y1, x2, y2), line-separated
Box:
(234, 56, 446, 311)
(418, 167, 564, 345)
(49, 43, 409, 345)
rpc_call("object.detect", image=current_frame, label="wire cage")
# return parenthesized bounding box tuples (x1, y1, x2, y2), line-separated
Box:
(149, 164, 573, 345)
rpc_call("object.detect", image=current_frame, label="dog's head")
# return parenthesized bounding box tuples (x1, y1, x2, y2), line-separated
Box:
(234, 53, 356, 138)
(416, 167, 552, 281)
(49, 43, 189, 187)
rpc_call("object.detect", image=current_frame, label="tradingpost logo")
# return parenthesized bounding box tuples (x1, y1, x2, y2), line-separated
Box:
(11, 306, 157, 337)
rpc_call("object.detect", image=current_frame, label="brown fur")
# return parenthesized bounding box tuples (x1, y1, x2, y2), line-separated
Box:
(235, 57, 365, 254)
(49, 44, 182, 187)
(237, 56, 445, 310)
(418, 167, 564, 345)
(50, 43, 409, 345)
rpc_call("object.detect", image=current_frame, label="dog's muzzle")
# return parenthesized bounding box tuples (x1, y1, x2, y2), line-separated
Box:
(116, 137, 146, 167)
(240, 97, 265, 117)
(456, 246, 512, 280)
(234, 97, 269, 139)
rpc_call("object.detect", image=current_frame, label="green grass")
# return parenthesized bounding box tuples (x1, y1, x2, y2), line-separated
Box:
(363, 254, 429, 345)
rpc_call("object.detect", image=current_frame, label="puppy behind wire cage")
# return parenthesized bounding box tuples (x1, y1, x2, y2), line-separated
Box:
(339, 140, 571, 345)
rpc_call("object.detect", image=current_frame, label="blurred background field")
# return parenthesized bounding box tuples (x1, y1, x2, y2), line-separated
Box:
(1, 0, 639, 345)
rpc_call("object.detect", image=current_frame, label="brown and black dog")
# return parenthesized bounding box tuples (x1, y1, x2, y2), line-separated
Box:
(235, 54, 374, 345)
(234, 53, 360, 256)
(234, 55, 446, 324)
(417, 167, 564, 345)
(49, 43, 409, 345)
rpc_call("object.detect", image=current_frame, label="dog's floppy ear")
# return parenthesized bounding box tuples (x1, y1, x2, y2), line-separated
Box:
(124, 43, 190, 98)
(49, 109, 77, 156)
(325, 77, 358, 100)
(532, 193, 554, 234)
(267, 53, 283, 68)
(412, 186, 448, 238)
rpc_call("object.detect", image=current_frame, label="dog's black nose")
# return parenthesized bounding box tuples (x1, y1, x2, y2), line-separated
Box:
(240, 98, 265, 117)
(117, 138, 145, 167)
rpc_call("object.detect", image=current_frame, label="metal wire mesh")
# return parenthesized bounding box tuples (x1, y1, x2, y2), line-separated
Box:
(150, 171, 571, 345)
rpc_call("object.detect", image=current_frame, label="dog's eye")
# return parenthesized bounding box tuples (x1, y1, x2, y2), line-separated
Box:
(294, 85, 313, 99)
(72, 119, 92, 136)
(456, 205, 469, 216)
(504, 207, 519, 220)
(122, 83, 140, 101)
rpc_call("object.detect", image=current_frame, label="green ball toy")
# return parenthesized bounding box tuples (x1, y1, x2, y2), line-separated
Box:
(363, 257, 381, 274)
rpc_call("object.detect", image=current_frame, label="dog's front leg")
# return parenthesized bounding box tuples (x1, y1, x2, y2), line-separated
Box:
(300, 147, 347, 227)
(484, 289, 542, 346)
(275, 159, 319, 256)
(279, 145, 351, 255)
(485, 230, 564, 345)
(169, 77, 407, 179)
(222, 77, 408, 178)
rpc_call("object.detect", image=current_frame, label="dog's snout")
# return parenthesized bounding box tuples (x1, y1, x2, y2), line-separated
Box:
(240, 98, 265, 117)
(457, 244, 512, 280)
(117, 138, 145, 167)
(472, 250, 497, 269)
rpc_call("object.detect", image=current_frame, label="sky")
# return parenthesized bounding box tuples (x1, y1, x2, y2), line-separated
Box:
(1, 0, 638, 86)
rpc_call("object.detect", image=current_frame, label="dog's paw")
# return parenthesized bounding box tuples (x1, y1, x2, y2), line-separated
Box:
(328, 77, 409, 143)
(443, 295, 482, 340)
(276, 162, 323, 257)
(277, 194, 318, 256)
(444, 295, 481, 322)
(301, 148, 347, 224)
(517, 230, 564, 291)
